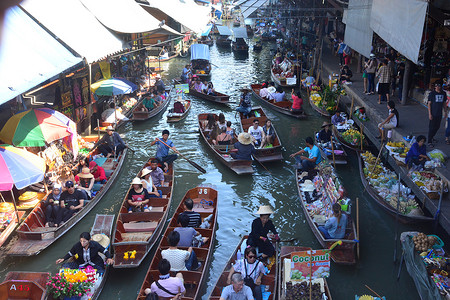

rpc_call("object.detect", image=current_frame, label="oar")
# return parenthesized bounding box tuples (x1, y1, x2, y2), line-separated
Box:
(156, 138, 206, 174)
(356, 197, 360, 260)
(365, 285, 383, 298)
(211, 63, 220, 68)
(433, 183, 445, 233)
(393, 173, 401, 263)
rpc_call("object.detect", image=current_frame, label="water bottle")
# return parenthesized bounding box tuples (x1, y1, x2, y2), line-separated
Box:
(236, 250, 242, 261)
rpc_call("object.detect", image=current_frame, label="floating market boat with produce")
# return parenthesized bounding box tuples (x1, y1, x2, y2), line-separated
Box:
(190, 44, 211, 78)
(358, 151, 433, 224)
(112, 158, 174, 268)
(0, 271, 49, 300)
(167, 99, 191, 123)
(250, 84, 306, 119)
(136, 186, 218, 300)
(295, 167, 357, 265)
(238, 106, 283, 163)
(309, 90, 331, 117)
(209, 235, 278, 300)
(198, 114, 254, 175)
(279, 246, 333, 300)
(7, 137, 127, 256)
(0, 204, 24, 248)
(332, 124, 366, 151)
(315, 134, 348, 165)
(271, 58, 297, 87)
(131, 88, 172, 121)
(271, 68, 297, 88)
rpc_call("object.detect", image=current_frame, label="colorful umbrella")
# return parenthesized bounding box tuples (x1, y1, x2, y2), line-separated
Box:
(0, 108, 78, 148)
(0, 144, 46, 191)
(90, 77, 138, 96)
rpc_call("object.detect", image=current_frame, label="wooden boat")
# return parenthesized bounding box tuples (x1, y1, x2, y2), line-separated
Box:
(332, 125, 366, 151)
(174, 79, 230, 105)
(136, 186, 218, 300)
(278, 246, 333, 300)
(357, 152, 433, 224)
(146, 52, 179, 63)
(238, 106, 283, 163)
(167, 100, 191, 123)
(198, 38, 214, 46)
(253, 41, 262, 51)
(209, 235, 278, 300)
(198, 114, 254, 175)
(7, 140, 127, 256)
(0, 271, 49, 300)
(112, 158, 174, 268)
(295, 169, 357, 265)
(271, 69, 297, 88)
(191, 44, 211, 78)
(131, 88, 172, 121)
(309, 95, 331, 117)
(0, 210, 25, 248)
(216, 36, 231, 47)
(232, 39, 249, 52)
(250, 84, 306, 119)
(314, 133, 348, 165)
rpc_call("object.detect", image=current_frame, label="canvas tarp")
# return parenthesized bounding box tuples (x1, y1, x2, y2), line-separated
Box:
(241, 0, 268, 18)
(344, 0, 373, 58)
(201, 25, 213, 36)
(370, 0, 428, 63)
(233, 27, 248, 39)
(216, 25, 232, 36)
(190, 44, 210, 61)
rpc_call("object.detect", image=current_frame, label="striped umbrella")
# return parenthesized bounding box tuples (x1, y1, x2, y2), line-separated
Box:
(90, 77, 138, 96)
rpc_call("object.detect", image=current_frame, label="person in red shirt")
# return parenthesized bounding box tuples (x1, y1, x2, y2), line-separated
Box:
(89, 161, 107, 184)
(290, 89, 303, 114)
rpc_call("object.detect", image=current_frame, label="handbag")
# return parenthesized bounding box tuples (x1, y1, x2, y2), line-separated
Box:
(243, 259, 259, 289)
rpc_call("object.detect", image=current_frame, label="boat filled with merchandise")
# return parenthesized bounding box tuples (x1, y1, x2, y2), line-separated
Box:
(309, 84, 344, 117)
(331, 117, 365, 151)
(409, 171, 447, 200)
(271, 57, 297, 87)
(358, 151, 433, 223)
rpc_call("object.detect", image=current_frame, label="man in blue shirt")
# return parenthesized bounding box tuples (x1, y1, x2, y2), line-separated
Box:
(289, 136, 321, 171)
(151, 129, 179, 172)
(220, 273, 254, 300)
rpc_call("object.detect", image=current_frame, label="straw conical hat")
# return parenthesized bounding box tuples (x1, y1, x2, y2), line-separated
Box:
(256, 205, 274, 215)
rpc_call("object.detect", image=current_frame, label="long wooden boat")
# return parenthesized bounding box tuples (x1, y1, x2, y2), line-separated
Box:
(7, 142, 127, 256)
(238, 106, 283, 163)
(271, 69, 297, 87)
(216, 36, 231, 47)
(295, 169, 357, 265)
(314, 133, 348, 165)
(131, 88, 172, 121)
(147, 53, 179, 63)
(357, 152, 433, 224)
(232, 41, 249, 52)
(173, 79, 230, 105)
(0, 210, 25, 248)
(309, 95, 331, 117)
(0, 271, 49, 300)
(136, 186, 218, 300)
(198, 114, 254, 175)
(250, 84, 306, 119)
(167, 100, 191, 123)
(209, 235, 278, 300)
(279, 246, 333, 300)
(332, 125, 366, 151)
(112, 158, 174, 268)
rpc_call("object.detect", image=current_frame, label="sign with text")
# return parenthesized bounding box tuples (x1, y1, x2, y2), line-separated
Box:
(290, 250, 330, 280)
(175, 84, 189, 94)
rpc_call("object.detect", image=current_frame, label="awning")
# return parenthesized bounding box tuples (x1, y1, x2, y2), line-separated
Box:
(201, 25, 213, 36)
(190, 44, 210, 61)
(233, 0, 248, 8)
(216, 25, 232, 36)
(79, 0, 181, 35)
(144, 0, 211, 33)
(241, 0, 268, 18)
(21, 0, 126, 63)
(0, 6, 82, 105)
(370, 0, 428, 64)
(233, 27, 248, 39)
(344, 0, 373, 58)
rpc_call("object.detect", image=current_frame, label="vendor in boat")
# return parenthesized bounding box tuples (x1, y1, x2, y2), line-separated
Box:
(248, 119, 265, 148)
(318, 203, 348, 239)
(236, 89, 252, 117)
(177, 198, 201, 227)
(331, 111, 345, 126)
(140, 168, 162, 198)
(97, 126, 127, 158)
(289, 136, 322, 171)
(227, 247, 264, 300)
(56, 181, 86, 226)
(247, 206, 279, 261)
(161, 231, 200, 271)
(215, 127, 233, 145)
(147, 259, 185, 299)
(74, 167, 95, 199)
(290, 89, 303, 114)
(56, 232, 113, 272)
(127, 177, 151, 212)
(231, 133, 256, 161)
(318, 121, 333, 143)
(44, 184, 62, 227)
(173, 97, 186, 114)
(260, 119, 275, 148)
(406, 135, 429, 169)
(146, 159, 165, 187)
(155, 74, 165, 94)
(181, 64, 191, 83)
(273, 87, 285, 103)
(151, 129, 179, 172)
(221, 273, 254, 300)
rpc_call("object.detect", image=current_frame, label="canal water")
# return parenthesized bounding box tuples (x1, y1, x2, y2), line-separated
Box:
(0, 39, 428, 300)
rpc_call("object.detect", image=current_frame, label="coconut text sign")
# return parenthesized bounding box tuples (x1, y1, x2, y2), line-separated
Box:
(290, 250, 330, 280)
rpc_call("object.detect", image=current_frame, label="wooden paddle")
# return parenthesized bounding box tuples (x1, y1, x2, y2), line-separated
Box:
(156, 138, 206, 174)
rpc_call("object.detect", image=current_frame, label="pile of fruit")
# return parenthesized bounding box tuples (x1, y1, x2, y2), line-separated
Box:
(410, 171, 443, 193)
(342, 128, 364, 146)
(310, 93, 322, 106)
(387, 141, 409, 158)
(413, 233, 439, 252)
(285, 281, 324, 300)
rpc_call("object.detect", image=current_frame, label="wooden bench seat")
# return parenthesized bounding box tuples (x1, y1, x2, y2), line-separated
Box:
(121, 232, 153, 242)
(123, 221, 158, 233)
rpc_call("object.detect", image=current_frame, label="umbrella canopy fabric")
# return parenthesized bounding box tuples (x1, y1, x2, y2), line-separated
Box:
(0, 144, 46, 191)
(0, 108, 77, 147)
(91, 77, 138, 96)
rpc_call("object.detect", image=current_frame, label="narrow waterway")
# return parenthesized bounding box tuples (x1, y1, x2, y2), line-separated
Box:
(0, 39, 430, 300)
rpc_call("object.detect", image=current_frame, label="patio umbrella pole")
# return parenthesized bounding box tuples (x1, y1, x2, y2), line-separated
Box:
(10, 190, 20, 223)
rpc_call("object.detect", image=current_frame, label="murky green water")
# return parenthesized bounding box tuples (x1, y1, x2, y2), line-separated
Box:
(0, 39, 427, 300)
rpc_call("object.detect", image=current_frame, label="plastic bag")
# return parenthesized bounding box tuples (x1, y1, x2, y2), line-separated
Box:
(427, 149, 447, 163)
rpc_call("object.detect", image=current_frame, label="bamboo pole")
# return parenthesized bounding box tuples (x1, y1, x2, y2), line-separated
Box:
(356, 197, 360, 259)
(309, 250, 313, 300)
(360, 123, 364, 151)
(331, 137, 336, 168)
(349, 96, 355, 119)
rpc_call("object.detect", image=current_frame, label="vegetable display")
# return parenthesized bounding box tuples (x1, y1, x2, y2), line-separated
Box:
(285, 281, 323, 300)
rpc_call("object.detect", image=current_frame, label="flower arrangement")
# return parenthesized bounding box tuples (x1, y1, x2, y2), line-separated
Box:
(47, 269, 94, 299)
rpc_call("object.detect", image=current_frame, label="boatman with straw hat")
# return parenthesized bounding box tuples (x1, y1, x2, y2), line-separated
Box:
(98, 126, 128, 158)
(318, 121, 333, 143)
(247, 205, 279, 261)
(230, 132, 255, 161)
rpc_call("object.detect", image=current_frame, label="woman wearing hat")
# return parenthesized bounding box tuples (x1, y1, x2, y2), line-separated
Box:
(231, 133, 256, 161)
(247, 206, 279, 260)
(140, 168, 162, 198)
(318, 121, 332, 143)
(127, 178, 151, 212)
(56, 232, 113, 272)
(75, 167, 95, 198)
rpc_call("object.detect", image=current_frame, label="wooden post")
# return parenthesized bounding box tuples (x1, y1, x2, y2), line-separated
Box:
(10, 190, 20, 223)
(309, 250, 313, 300)
(401, 60, 411, 105)
(356, 197, 360, 259)
(349, 96, 355, 119)
(331, 137, 336, 167)
(97, 119, 101, 141)
(87, 63, 93, 135)
(360, 123, 364, 151)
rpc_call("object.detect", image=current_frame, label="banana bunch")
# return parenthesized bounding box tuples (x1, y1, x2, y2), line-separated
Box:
(310, 93, 322, 104)
(387, 141, 405, 147)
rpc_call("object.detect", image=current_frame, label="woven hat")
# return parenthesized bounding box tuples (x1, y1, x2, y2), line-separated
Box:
(131, 177, 143, 185)
(141, 168, 152, 177)
(106, 125, 114, 131)
(237, 132, 252, 145)
(92, 233, 110, 248)
(77, 167, 93, 179)
(369, 53, 376, 58)
(301, 180, 315, 192)
(321, 121, 332, 128)
(256, 205, 274, 215)
(267, 86, 276, 93)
